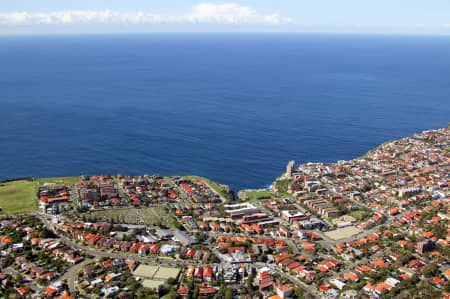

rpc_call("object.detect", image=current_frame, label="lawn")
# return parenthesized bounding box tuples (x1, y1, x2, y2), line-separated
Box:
(0, 179, 37, 215)
(35, 176, 81, 186)
(240, 190, 280, 202)
(142, 279, 165, 289)
(273, 179, 292, 193)
(181, 175, 233, 201)
(349, 210, 370, 221)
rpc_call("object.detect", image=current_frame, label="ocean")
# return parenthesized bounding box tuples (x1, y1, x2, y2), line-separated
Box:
(0, 33, 449, 191)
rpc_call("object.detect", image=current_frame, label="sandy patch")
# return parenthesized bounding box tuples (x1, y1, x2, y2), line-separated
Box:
(324, 226, 362, 240)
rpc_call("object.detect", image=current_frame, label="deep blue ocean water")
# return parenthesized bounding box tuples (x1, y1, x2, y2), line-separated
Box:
(0, 34, 449, 191)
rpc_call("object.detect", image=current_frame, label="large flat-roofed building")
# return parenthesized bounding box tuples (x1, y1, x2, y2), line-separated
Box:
(281, 210, 306, 224)
(242, 213, 272, 224)
(225, 203, 260, 219)
(304, 199, 340, 218)
(80, 188, 98, 201)
(173, 231, 196, 246)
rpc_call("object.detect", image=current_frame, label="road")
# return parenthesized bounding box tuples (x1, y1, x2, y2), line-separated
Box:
(40, 215, 220, 267)
(39, 214, 322, 297)
(57, 258, 93, 294)
(165, 177, 194, 205)
(316, 208, 414, 249)
(207, 231, 298, 242)
(3, 267, 43, 293)
(36, 181, 448, 298)
(36, 199, 409, 299)
(199, 179, 229, 203)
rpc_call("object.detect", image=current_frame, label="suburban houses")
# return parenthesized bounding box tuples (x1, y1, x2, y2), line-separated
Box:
(0, 125, 449, 298)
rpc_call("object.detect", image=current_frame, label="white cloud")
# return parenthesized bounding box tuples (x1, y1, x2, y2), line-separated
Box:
(188, 3, 289, 24)
(0, 3, 291, 26)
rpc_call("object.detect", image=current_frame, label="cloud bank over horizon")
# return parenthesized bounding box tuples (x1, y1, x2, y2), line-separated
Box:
(0, 3, 291, 26)
(1, 2, 449, 35)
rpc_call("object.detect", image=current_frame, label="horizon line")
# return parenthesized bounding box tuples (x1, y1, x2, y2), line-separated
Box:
(1, 31, 450, 38)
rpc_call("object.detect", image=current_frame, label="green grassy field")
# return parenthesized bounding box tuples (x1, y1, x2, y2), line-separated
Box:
(34, 176, 81, 186)
(181, 175, 233, 201)
(240, 190, 282, 202)
(0, 180, 37, 215)
(0, 176, 81, 215)
(349, 209, 370, 221)
(273, 179, 292, 193)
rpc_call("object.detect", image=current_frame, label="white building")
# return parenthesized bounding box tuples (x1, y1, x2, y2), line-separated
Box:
(330, 278, 346, 290)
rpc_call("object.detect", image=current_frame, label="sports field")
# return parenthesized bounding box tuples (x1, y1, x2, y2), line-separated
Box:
(324, 226, 362, 240)
(133, 264, 158, 279)
(133, 264, 180, 281)
(154, 267, 180, 280)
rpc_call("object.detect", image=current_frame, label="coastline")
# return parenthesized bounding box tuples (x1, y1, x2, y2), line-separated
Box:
(1, 123, 448, 215)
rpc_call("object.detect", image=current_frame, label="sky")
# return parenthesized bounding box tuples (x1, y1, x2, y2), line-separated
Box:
(0, 0, 449, 35)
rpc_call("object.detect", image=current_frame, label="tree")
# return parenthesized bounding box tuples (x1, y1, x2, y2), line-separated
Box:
(217, 284, 225, 298)
(247, 273, 254, 290)
(167, 277, 177, 285)
(397, 252, 412, 265)
(192, 286, 199, 298)
(423, 264, 438, 278)
(293, 287, 305, 299)
(14, 273, 23, 284)
(158, 284, 170, 298)
(165, 290, 179, 299)
(209, 254, 219, 264)
(224, 287, 233, 299)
